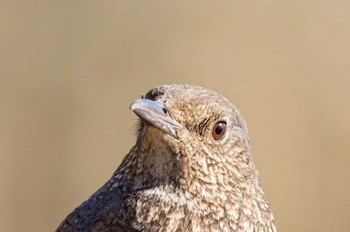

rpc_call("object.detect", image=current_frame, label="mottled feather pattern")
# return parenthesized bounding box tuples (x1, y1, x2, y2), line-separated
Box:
(57, 84, 276, 232)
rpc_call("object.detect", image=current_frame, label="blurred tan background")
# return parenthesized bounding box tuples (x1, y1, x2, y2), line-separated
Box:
(1, 1, 349, 231)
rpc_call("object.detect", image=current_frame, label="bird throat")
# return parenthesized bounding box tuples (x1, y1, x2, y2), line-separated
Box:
(125, 126, 276, 231)
(131, 126, 184, 191)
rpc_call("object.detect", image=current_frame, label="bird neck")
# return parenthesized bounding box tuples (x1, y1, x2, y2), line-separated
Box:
(109, 131, 276, 231)
(115, 128, 184, 191)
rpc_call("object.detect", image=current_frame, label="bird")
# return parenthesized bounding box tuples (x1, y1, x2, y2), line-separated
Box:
(56, 84, 276, 232)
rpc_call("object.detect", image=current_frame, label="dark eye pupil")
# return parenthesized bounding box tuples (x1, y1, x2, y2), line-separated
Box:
(215, 126, 223, 134)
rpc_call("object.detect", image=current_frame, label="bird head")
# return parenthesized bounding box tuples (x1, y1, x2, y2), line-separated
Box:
(129, 84, 258, 197)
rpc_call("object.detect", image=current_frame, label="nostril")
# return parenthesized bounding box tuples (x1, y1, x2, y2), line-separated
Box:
(162, 107, 168, 114)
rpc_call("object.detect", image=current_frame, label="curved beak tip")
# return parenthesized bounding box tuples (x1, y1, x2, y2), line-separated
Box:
(129, 99, 181, 138)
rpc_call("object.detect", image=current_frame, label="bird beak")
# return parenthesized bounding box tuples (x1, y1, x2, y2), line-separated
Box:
(130, 99, 181, 139)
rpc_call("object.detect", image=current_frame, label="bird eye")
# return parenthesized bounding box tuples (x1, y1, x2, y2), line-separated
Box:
(212, 121, 227, 140)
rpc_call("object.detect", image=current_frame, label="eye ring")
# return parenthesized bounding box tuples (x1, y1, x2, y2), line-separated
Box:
(212, 121, 227, 140)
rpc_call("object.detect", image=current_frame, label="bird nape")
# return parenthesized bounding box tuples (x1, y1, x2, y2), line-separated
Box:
(56, 84, 276, 232)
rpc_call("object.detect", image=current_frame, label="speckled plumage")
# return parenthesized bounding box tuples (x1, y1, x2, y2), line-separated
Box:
(56, 84, 276, 232)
